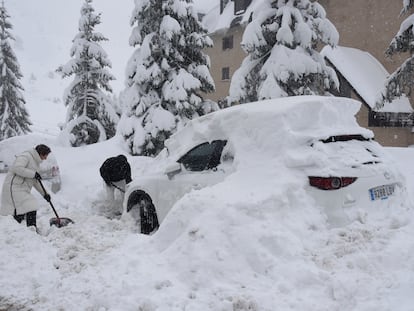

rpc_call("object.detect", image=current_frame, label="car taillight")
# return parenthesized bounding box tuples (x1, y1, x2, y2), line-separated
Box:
(308, 177, 357, 190)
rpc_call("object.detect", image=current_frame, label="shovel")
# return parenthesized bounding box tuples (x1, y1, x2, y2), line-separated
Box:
(38, 179, 74, 227)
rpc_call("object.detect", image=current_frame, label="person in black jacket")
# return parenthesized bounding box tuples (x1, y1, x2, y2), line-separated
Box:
(99, 155, 132, 202)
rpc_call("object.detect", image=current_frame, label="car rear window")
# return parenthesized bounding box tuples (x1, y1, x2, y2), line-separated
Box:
(311, 135, 382, 168)
(320, 134, 370, 143)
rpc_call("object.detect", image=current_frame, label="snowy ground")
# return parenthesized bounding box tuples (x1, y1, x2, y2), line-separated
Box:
(1, 122, 414, 310)
(2, 1, 414, 310)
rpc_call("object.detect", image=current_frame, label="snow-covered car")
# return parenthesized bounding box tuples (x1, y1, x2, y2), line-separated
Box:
(123, 96, 405, 234)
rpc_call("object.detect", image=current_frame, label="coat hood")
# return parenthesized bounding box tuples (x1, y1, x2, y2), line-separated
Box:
(25, 148, 42, 165)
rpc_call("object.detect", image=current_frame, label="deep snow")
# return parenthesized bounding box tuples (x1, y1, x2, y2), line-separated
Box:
(1, 103, 414, 310)
(1, 0, 414, 310)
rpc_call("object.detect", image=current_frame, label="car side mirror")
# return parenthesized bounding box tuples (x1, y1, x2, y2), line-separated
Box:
(165, 162, 182, 179)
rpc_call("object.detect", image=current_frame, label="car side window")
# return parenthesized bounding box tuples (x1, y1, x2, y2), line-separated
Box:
(207, 140, 227, 169)
(178, 140, 228, 172)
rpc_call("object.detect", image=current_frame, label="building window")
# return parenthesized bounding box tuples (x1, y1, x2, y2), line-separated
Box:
(222, 67, 230, 80)
(197, 13, 205, 22)
(222, 35, 233, 50)
(234, 0, 252, 15)
(369, 111, 412, 127)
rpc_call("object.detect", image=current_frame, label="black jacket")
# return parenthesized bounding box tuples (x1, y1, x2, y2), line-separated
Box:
(99, 155, 132, 184)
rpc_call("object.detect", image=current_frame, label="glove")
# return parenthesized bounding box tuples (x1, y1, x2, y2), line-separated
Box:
(34, 172, 42, 181)
(44, 194, 51, 202)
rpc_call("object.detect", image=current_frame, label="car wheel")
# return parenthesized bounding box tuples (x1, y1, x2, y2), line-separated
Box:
(127, 190, 159, 235)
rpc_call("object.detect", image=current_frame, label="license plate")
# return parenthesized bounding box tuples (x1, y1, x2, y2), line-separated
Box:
(369, 184, 395, 201)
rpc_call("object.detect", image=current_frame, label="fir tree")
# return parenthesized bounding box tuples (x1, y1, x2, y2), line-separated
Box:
(379, 0, 414, 106)
(57, 0, 118, 147)
(119, 0, 217, 156)
(228, 0, 339, 105)
(0, 1, 31, 141)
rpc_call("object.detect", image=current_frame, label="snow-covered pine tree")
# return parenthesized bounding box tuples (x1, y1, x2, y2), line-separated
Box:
(119, 0, 217, 156)
(0, 1, 31, 141)
(57, 0, 118, 147)
(228, 0, 339, 104)
(379, 0, 414, 106)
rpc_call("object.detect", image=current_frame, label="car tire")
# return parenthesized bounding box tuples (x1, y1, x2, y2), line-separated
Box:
(127, 190, 159, 235)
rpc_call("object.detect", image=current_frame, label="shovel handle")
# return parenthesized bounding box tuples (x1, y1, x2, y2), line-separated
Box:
(37, 179, 61, 222)
(110, 182, 125, 193)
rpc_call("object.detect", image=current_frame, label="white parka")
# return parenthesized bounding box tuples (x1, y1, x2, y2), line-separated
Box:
(0, 148, 46, 216)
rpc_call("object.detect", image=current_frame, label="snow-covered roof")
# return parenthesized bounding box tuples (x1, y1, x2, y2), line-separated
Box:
(321, 46, 413, 113)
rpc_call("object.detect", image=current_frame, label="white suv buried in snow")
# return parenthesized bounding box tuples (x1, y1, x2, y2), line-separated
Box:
(123, 96, 405, 234)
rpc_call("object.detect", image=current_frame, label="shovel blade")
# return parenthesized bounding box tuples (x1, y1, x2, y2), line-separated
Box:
(49, 217, 74, 228)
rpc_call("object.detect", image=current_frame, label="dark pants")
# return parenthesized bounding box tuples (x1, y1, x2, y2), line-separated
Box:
(14, 210, 37, 227)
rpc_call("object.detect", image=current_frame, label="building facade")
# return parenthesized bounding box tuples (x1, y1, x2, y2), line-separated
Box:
(204, 0, 414, 146)
(320, 0, 408, 75)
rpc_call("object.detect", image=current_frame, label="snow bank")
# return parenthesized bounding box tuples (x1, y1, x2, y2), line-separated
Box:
(1, 96, 414, 310)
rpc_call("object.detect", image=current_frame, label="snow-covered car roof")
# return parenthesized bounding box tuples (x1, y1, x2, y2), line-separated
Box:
(163, 96, 373, 162)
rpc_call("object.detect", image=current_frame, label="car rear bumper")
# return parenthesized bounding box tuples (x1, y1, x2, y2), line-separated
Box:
(307, 175, 404, 227)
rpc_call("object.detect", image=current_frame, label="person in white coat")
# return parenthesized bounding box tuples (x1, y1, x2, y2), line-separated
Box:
(0, 144, 52, 229)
